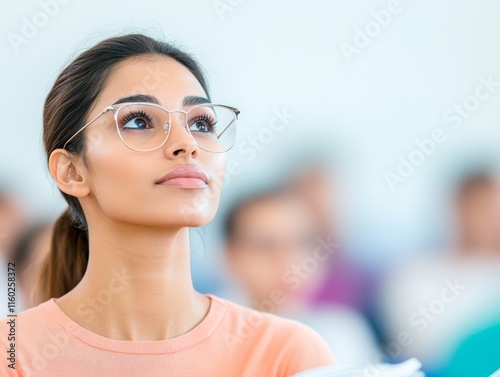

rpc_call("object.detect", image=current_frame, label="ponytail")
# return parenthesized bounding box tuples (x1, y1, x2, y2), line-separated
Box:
(35, 208, 88, 304)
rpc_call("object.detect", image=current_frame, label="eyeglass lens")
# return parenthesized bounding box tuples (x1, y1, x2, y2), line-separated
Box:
(114, 104, 237, 152)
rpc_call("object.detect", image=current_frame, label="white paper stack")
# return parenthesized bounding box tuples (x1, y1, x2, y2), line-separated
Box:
(291, 358, 424, 377)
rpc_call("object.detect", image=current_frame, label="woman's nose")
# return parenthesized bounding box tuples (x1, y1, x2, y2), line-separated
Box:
(162, 112, 199, 157)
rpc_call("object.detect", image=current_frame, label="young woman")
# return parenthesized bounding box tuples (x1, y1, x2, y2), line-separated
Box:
(1, 34, 335, 376)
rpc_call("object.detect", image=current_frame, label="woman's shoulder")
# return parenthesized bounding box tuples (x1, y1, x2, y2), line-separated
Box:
(211, 294, 319, 333)
(208, 294, 336, 371)
(0, 299, 54, 325)
(0, 300, 61, 375)
(0, 298, 61, 344)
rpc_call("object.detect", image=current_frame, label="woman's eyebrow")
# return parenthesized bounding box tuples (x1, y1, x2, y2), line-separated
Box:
(113, 94, 160, 105)
(183, 95, 210, 106)
(112, 94, 210, 107)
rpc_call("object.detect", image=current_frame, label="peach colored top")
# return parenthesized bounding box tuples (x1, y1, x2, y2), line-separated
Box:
(0, 294, 335, 376)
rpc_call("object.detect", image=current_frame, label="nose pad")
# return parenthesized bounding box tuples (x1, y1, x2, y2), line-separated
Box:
(169, 113, 192, 135)
(163, 113, 198, 153)
(162, 121, 170, 133)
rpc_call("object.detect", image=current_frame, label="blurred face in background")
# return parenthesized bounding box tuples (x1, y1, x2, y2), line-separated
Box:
(225, 193, 324, 310)
(0, 194, 26, 259)
(290, 166, 336, 238)
(456, 177, 500, 255)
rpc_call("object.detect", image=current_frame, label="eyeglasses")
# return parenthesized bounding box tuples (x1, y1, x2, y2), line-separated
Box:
(63, 102, 240, 153)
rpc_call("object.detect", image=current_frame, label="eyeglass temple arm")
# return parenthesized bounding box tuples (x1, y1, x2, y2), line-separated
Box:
(215, 106, 239, 140)
(217, 118, 236, 140)
(63, 107, 113, 149)
(226, 106, 240, 117)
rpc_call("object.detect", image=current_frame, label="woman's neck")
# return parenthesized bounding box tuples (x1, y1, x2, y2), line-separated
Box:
(55, 222, 210, 341)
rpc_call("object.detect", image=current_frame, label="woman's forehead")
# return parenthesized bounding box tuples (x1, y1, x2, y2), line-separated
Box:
(97, 55, 206, 109)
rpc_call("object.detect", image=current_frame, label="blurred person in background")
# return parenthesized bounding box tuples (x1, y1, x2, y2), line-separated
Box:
(287, 163, 374, 314)
(10, 222, 53, 310)
(0, 190, 28, 261)
(452, 172, 500, 257)
(289, 162, 371, 311)
(439, 172, 500, 377)
(0, 190, 28, 305)
(222, 186, 381, 363)
(376, 169, 500, 375)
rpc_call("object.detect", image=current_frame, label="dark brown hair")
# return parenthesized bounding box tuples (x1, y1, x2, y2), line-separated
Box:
(36, 33, 210, 303)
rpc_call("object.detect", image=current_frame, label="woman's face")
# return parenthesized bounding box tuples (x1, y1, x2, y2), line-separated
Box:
(76, 55, 226, 228)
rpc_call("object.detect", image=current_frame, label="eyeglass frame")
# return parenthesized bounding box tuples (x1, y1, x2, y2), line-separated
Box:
(63, 101, 241, 153)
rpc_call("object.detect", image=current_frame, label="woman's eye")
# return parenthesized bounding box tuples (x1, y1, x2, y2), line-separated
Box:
(191, 118, 215, 133)
(194, 121, 209, 132)
(122, 116, 150, 130)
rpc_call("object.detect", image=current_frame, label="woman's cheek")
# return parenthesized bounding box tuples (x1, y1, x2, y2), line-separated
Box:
(88, 150, 147, 207)
(210, 153, 227, 192)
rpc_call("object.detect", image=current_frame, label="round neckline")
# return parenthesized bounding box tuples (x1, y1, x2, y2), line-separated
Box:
(42, 294, 226, 354)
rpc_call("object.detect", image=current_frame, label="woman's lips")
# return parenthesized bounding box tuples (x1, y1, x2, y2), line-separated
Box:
(155, 165, 209, 188)
(157, 177, 208, 188)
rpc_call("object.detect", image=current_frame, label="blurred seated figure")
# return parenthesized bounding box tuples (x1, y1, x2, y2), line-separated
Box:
(376, 171, 500, 373)
(221, 187, 380, 363)
(11, 222, 53, 310)
(0, 190, 28, 309)
(0, 190, 27, 261)
(287, 164, 373, 313)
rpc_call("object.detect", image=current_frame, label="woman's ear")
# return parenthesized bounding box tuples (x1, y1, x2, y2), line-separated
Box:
(48, 149, 90, 197)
